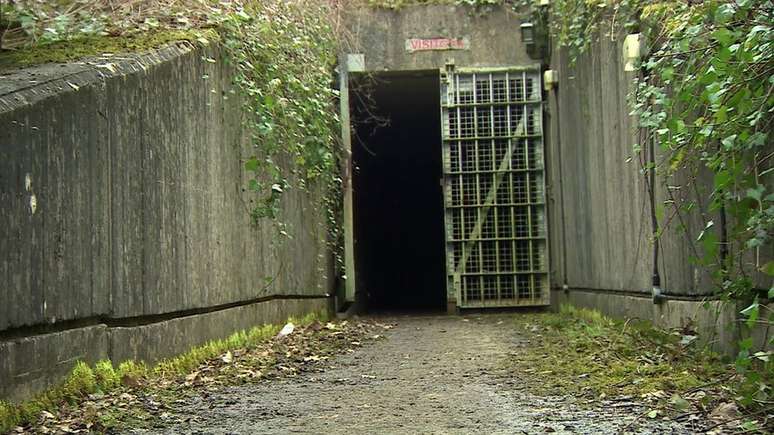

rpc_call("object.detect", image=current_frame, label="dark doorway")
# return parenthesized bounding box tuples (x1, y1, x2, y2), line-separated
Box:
(351, 72, 446, 312)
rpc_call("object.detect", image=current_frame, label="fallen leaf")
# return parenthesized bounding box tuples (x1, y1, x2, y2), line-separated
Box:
(710, 402, 739, 421)
(118, 393, 135, 402)
(96, 63, 117, 73)
(221, 351, 234, 364)
(277, 323, 295, 338)
(669, 394, 690, 411)
(121, 373, 142, 388)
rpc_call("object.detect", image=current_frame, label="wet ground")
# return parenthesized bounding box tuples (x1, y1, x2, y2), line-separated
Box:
(136, 314, 707, 434)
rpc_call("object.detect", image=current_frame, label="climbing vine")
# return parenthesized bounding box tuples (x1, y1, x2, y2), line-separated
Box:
(217, 1, 340, 227)
(635, 1, 773, 408)
(540, 0, 773, 409)
(2, 0, 344, 246)
(365, 0, 502, 10)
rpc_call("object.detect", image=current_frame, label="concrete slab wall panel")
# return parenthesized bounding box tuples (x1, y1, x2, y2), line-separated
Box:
(0, 43, 332, 401)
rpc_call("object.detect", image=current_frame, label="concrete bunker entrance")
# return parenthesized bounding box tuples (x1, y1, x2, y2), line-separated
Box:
(351, 71, 447, 312)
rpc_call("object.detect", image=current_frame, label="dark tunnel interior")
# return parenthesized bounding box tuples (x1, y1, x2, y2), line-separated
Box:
(351, 72, 447, 312)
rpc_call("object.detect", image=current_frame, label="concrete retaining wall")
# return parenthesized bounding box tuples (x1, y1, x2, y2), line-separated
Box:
(545, 29, 772, 351)
(0, 42, 332, 402)
(545, 29, 719, 297)
(0, 298, 327, 402)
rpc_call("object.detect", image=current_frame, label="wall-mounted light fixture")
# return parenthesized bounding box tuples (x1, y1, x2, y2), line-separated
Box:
(346, 53, 365, 73)
(543, 69, 558, 91)
(520, 22, 535, 47)
(623, 33, 646, 72)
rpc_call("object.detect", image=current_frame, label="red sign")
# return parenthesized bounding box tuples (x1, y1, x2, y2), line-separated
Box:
(405, 37, 470, 53)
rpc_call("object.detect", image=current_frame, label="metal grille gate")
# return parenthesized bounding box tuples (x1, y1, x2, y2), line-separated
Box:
(440, 66, 550, 308)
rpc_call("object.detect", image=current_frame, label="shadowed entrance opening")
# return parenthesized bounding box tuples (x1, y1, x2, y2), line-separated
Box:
(351, 71, 446, 312)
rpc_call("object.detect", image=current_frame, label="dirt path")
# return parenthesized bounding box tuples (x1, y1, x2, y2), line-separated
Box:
(137, 314, 701, 434)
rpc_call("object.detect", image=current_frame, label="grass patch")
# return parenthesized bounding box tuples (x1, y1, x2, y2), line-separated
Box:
(508, 305, 730, 403)
(364, 0, 503, 10)
(0, 29, 215, 71)
(0, 309, 329, 433)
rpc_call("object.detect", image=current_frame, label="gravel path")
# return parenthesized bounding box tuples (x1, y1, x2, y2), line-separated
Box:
(139, 314, 704, 434)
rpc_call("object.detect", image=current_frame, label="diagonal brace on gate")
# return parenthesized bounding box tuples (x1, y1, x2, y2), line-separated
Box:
(453, 142, 514, 278)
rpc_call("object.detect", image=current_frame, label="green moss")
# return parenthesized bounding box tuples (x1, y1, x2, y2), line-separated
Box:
(62, 362, 96, 398)
(0, 29, 215, 71)
(93, 360, 120, 391)
(364, 0, 503, 9)
(0, 361, 101, 431)
(0, 309, 329, 433)
(506, 305, 729, 402)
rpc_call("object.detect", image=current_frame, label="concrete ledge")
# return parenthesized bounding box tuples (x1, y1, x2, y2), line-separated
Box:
(551, 288, 740, 355)
(0, 325, 109, 402)
(0, 298, 329, 403)
(109, 298, 329, 364)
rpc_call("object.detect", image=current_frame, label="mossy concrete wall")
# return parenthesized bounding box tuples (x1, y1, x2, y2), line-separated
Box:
(0, 42, 332, 402)
(545, 30, 772, 353)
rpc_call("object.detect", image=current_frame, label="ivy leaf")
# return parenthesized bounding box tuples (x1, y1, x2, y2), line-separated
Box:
(235, 10, 252, 21)
(670, 394, 690, 411)
(712, 28, 734, 47)
(749, 132, 767, 147)
(761, 261, 774, 277)
(746, 185, 765, 201)
(714, 170, 732, 190)
(714, 4, 735, 25)
(721, 134, 737, 149)
(245, 158, 259, 172)
(740, 299, 759, 328)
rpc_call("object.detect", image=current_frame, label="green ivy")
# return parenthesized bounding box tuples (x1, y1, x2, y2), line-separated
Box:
(365, 0, 503, 10)
(217, 1, 340, 228)
(546, 0, 773, 410)
(2, 0, 345, 264)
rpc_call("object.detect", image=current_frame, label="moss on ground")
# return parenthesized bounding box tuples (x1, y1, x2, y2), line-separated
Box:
(0, 310, 329, 433)
(364, 0, 503, 10)
(0, 29, 215, 71)
(506, 305, 730, 403)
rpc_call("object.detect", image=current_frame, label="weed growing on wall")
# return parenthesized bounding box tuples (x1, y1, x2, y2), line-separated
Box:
(365, 0, 503, 10)
(633, 0, 773, 409)
(0, 0, 213, 49)
(217, 1, 340, 226)
(2, 0, 345, 261)
(536, 0, 773, 414)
